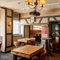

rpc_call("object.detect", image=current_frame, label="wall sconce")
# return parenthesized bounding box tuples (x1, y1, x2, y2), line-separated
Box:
(8, 22, 12, 26)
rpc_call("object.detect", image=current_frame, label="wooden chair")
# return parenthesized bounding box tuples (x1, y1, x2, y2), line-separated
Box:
(27, 40, 35, 45)
(52, 42, 59, 53)
(14, 41, 20, 47)
(39, 50, 47, 60)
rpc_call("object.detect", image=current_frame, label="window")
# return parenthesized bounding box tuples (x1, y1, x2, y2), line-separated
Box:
(13, 20, 20, 34)
(33, 25, 42, 30)
(20, 25, 24, 37)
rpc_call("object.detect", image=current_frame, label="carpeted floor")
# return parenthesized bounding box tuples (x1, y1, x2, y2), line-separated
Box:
(0, 52, 60, 60)
(50, 53, 60, 60)
(1, 53, 13, 60)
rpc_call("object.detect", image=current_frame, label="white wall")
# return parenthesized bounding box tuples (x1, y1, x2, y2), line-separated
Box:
(0, 10, 1, 35)
(0, 9, 5, 52)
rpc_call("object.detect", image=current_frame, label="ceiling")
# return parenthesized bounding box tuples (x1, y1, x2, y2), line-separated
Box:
(0, 0, 60, 13)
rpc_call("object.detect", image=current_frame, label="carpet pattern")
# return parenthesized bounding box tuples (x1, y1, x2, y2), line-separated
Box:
(1, 53, 13, 60)
(0, 52, 60, 60)
(50, 53, 60, 60)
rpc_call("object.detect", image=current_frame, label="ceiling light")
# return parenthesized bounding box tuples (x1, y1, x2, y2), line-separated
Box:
(26, 0, 46, 23)
(26, 0, 46, 9)
(26, 0, 45, 16)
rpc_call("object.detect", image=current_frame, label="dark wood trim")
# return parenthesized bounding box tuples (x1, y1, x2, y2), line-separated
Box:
(6, 45, 14, 48)
(24, 25, 25, 38)
(0, 50, 11, 53)
(49, 20, 60, 22)
(51, 23, 52, 36)
(20, 23, 49, 25)
(18, 13, 20, 21)
(48, 17, 50, 24)
(5, 8, 7, 52)
(6, 33, 12, 34)
(1, 7, 6, 9)
(29, 26, 30, 38)
(11, 10, 13, 46)
(19, 13, 20, 20)
(4, 50, 10, 53)
(20, 15, 60, 19)
(37, 15, 60, 18)
(39, 18, 43, 23)
(53, 17, 57, 21)
(6, 16, 12, 18)
(25, 19, 29, 23)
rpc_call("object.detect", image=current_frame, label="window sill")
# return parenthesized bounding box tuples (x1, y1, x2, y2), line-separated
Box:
(13, 34, 22, 36)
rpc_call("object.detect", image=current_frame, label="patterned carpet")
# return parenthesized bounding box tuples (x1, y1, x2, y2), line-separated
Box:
(0, 52, 60, 60)
(50, 53, 60, 60)
(1, 53, 13, 60)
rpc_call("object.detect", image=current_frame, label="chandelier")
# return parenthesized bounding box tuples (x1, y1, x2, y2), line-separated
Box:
(26, 0, 45, 16)
(26, 0, 46, 9)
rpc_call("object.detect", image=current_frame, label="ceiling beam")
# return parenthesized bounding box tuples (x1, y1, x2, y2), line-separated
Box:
(20, 23, 48, 25)
(53, 17, 57, 21)
(20, 15, 60, 20)
(48, 17, 50, 24)
(25, 19, 28, 23)
(39, 18, 43, 23)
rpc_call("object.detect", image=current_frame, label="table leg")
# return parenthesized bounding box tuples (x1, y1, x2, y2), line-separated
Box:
(28, 58, 32, 60)
(46, 40, 50, 56)
(22, 58, 26, 60)
(22, 58, 32, 60)
(13, 55, 17, 60)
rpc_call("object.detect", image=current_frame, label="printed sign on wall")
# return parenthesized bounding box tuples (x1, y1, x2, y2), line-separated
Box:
(42, 26, 48, 34)
(41, 25, 49, 50)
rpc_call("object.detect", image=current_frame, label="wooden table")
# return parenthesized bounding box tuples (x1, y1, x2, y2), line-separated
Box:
(42, 37, 52, 55)
(18, 38, 35, 43)
(11, 45, 43, 60)
(42, 38, 52, 41)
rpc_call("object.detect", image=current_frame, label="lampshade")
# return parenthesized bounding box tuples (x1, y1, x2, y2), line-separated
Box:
(26, 0, 46, 9)
(40, 0, 45, 7)
(26, 0, 32, 5)
(29, 10, 40, 16)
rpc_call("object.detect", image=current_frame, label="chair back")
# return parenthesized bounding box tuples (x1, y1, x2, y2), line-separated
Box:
(14, 41, 20, 47)
(40, 50, 47, 60)
(27, 40, 35, 45)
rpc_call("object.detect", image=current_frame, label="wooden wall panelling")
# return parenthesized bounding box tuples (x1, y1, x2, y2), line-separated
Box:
(24, 25, 30, 38)
(6, 35, 12, 47)
(30, 30, 41, 37)
(7, 9, 12, 16)
(5, 8, 13, 52)
(7, 17, 12, 33)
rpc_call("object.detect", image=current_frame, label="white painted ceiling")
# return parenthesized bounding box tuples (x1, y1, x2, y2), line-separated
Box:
(0, 0, 60, 13)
